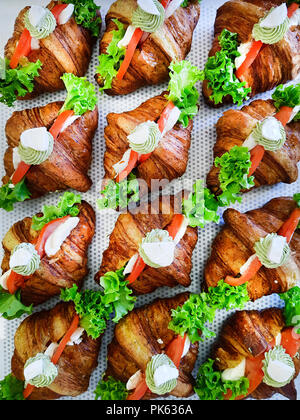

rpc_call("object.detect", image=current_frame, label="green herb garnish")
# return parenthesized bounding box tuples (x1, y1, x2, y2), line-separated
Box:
(203, 29, 251, 105)
(0, 179, 31, 212)
(100, 268, 136, 323)
(272, 84, 300, 121)
(97, 173, 140, 211)
(215, 146, 255, 207)
(61, 269, 136, 339)
(183, 179, 220, 228)
(60, 73, 97, 116)
(94, 376, 128, 401)
(0, 59, 42, 107)
(195, 359, 249, 400)
(0, 374, 25, 401)
(32, 192, 81, 231)
(97, 19, 126, 92)
(168, 280, 249, 343)
(0, 287, 33, 320)
(181, 0, 202, 6)
(280, 286, 300, 335)
(166, 60, 203, 127)
(61, 0, 101, 37)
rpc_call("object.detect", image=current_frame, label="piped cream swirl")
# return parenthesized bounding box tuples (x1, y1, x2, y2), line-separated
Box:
(132, 0, 165, 33)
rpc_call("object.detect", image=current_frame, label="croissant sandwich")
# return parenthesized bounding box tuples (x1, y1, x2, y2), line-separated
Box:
(0, 74, 98, 212)
(98, 60, 203, 211)
(206, 86, 300, 200)
(204, 196, 300, 302)
(0, 193, 95, 311)
(97, 293, 199, 400)
(10, 301, 101, 400)
(2, 0, 101, 105)
(96, 0, 200, 96)
(202, 1, 300, 107)
(95, 192, 198, 296)
(195, 307, 300, 400)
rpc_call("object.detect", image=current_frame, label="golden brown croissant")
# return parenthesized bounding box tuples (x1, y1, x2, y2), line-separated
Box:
(204, 197, 300, 301)
(105, 293, 199, 399)
(11, 302, 101, 400)
(2, 101, 98, 198)
(95, 194, 198, 295)
(5, 1, 96, 99)
(203, 0, 300, 106)
(212, 309, 299, 400)
(96, 0, 200, 96)
(1, 201, 95, 306)
(103, 93, 192, 188)
(206, 99, 300, 194)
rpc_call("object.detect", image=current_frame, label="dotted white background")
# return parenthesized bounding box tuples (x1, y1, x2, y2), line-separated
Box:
(0, 0, 299, 401)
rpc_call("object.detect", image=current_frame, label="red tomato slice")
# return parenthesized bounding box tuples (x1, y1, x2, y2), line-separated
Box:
(275, 106, 294, 128)
(167, 214, 185, 241)
(51, 4, 68, 23)
(235, 41, 263, 80)
(6, 271, 26, 295)
(49, 110, 74, 141)
(166, 334, 187, 368)
(277, 208, 300, 244)
(248, 145, 265, 177)
(127, 378, 148, 400)
(10, 29, 32, 69)
(11, 161, 31, 185)
(35, 215, 70, 258)
(117, 28, 143, 81)
(281, 328, 300, 358)
(225, 256, 262, 287)
(157, 102, 175, 134)
(127, 256, 146, 284)
(288, 3, 299, 18)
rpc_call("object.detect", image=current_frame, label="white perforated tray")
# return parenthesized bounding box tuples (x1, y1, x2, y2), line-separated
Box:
(0, 0, 299, 401)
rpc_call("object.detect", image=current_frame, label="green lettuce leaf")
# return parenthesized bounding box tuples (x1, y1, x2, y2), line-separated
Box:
(195, 359, 249, 400)
(272, 84, 300, 121)
(61, 272, 136, 338)
(60, 73, 97, 115)
(100, 268, 136, 323)
(0, 287, 33, 320)
(0, 60, 42, 107)
(182, 179, 220, 228)
(280, 286, 300, 334)
(0, 179, 31, 212)
(97, 173, 140, 211)
(97, 19, 126, 92)
(0, 374, 25, 401)
(61, 0, 101, 37)
(94, 376, 128, 401)
(215, 146, 255, 207)
(31, 192, 82, 231)
(294, 193, 300, 228)
(168, 280, 249, 343)
(203, 29, 251, 106)
(181, 0, 202, 6)
(166, 60, 204, 127)
(61, 285, 111, 339)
